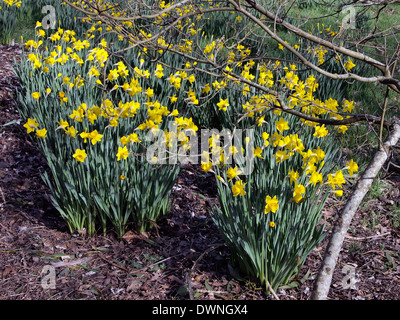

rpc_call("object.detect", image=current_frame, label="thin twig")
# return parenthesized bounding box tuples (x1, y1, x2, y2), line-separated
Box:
(361, 249, 397, 256)
(99, 254, 129, 272)
(266, 280, 280, 300)
(0, 222, 14, 235)
(344, 231, 391, 241)
(130, 255, 177, 275)
(379, 87, 390, 148)
(187, 243, 225, 300)
(0, 187, 6, 205)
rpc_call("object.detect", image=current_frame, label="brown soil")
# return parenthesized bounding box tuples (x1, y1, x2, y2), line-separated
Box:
(1, 44, 399, 300)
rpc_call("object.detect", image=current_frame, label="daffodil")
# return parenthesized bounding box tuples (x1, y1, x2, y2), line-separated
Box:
(89, 130, 103, 145)
(35, 128, 47, 139)
(217, 98, 229, 111)
(59, 91, 68, 105)
(253, 147, 264, 159)
(313, 124, 328, 138)
(328, 170, 346, 190)
(337, 125, 348, 134)
(107, 69, 119, 81)
(232, 180, 246, 197)
(346, 159, 358, 177)
(80, 128, 90, 143)
(344, 58, 356, 72)
(65, 126, 77, 138)
(88, 66, 100, 78)
(288, 169, 299, 184)
(335, 190, 343, 196)
(275, 117, 289, 132)
(342, 100, 355, 113)
(145, 87, 154, 98)
(262, 132, 270, 147)
(309, 171, 323, 186)
(73, 149, 87, 162)
(265, 195, 279, 214)
(116, 146, 129, 161)
(23, 118, 39, 134)
(57, 119, 69, 131)
(202, 83, 211, 94)
(271, 132, 284, 147)
(293, 182, 306, 203)
(201, 161, 213, 172)
(274, 150, 290, 163)
(32, 92, 40, 101)
(228, 146, 239, 156)
(187, 74, 195, 84)
(154, 64, 164, 78)
(227, 166, 242, 181)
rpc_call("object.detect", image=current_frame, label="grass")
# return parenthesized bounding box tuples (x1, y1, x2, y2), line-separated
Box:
(0, 2, 40, 45)
(13, 16, 36, 44)
(365, 173, 390, 200)
(347, 241, 363, 254)
(358, 173, 397, 230)
(388, 204, 400, 229)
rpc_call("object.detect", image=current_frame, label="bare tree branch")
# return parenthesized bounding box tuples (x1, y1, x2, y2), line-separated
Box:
(311, 118, 400, 300)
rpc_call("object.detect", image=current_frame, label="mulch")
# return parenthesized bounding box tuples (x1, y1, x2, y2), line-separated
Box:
(1, 44, 399, 300)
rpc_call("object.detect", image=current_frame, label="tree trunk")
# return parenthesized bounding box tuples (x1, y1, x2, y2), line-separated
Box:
(311, 119, 400, 300)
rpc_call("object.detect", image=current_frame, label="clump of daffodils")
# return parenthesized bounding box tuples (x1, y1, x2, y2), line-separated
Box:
(0, 0, 22, 9)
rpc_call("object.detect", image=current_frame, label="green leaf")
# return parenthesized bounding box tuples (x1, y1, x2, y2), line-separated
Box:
(1, 119, 22, 127)
(176, 285, 189, 297)
(204, 279, 213, 292)
(279, 281, 299, 290)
